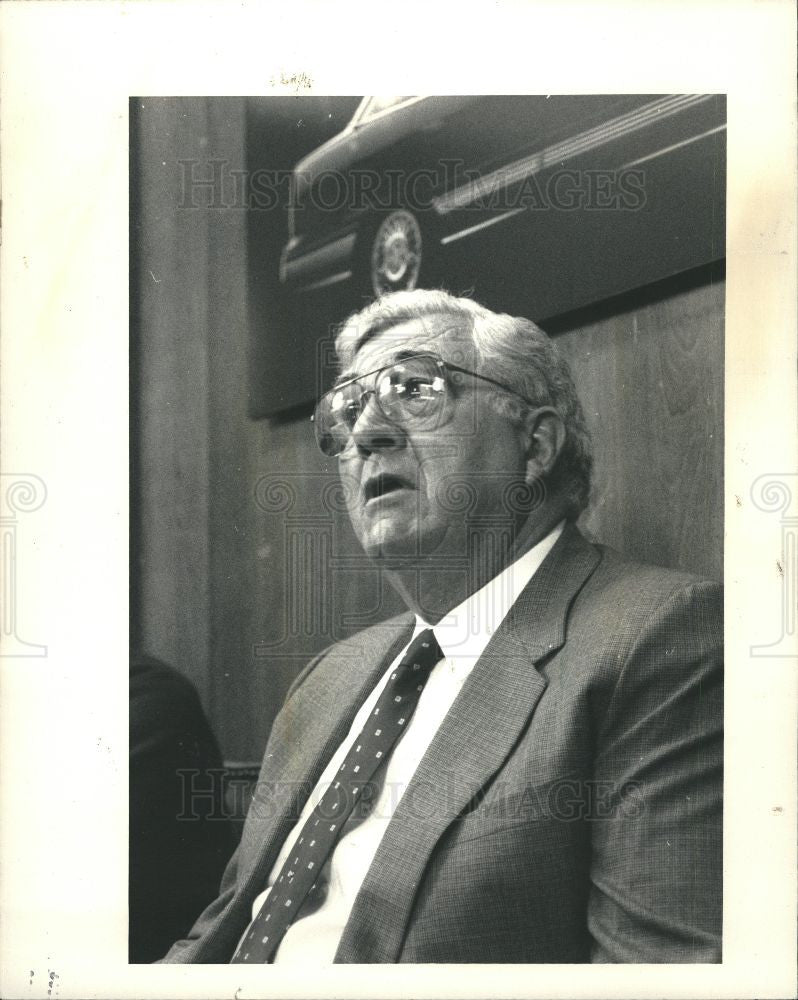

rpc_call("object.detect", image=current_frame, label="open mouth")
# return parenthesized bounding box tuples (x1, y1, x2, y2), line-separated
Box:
(364, 473, 413, 504)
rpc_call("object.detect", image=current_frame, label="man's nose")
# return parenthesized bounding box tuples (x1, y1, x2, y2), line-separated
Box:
(350, 393, 405, 455)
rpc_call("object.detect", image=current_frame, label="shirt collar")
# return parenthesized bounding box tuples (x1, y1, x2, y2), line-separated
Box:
(415, 520, 566, 664)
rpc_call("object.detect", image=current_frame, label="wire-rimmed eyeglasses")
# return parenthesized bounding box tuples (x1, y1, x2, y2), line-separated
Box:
(312, 351, 536, 457)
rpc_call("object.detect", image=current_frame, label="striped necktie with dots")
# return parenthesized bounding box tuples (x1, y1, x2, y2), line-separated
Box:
(231, 627, 443, 964)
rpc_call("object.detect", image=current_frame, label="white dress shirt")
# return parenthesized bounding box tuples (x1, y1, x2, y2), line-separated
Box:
(243, 521, 565, 964)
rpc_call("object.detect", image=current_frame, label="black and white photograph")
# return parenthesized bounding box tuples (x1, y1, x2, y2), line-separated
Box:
(0, 3, 795, 999)
(130, 94, 726, 966)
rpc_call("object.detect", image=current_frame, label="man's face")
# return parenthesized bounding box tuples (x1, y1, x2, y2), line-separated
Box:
(337, 319, 530, 565)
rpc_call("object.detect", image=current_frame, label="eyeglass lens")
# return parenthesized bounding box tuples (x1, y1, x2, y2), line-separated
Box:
(315, 356, 448, 456)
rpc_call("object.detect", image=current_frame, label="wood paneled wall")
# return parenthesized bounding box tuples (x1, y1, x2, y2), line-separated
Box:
(132, 100, 724, 762)
(558, 277, 724, 581)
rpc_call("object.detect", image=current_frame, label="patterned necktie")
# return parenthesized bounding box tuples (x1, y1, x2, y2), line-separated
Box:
(231, 627, 443, 964)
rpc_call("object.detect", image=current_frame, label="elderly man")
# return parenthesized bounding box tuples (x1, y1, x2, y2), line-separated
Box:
(162, 289, 723, 965)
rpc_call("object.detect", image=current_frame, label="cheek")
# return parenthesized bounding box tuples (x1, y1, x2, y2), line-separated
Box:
(417, 466, 474, 542)
(424, 475, 464, 525)
(426, 446, 525, 524)
(416, 457, 451, 520)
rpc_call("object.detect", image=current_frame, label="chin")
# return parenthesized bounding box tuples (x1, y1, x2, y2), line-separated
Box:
(358, 520, 448, 566)
(361, 534, 419, 565)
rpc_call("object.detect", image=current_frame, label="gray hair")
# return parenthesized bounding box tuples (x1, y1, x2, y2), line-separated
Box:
(335, 289, 593, 519)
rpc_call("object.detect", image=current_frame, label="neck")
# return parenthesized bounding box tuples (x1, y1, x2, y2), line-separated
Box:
(384, 507, 567, 625)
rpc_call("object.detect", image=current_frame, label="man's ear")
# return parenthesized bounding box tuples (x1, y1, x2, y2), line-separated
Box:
(522, 407, 566, 483)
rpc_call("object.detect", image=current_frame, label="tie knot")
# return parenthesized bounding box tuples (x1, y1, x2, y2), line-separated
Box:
(395, 628, 442, 686)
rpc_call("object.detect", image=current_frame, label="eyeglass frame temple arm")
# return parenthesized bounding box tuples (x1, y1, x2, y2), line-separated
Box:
(310, 353, 538, 421)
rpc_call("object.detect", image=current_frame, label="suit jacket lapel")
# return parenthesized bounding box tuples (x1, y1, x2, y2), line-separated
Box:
(186, 615, 418, 962)
(335, 523, 601, 962)
(236, 616, 416, 894)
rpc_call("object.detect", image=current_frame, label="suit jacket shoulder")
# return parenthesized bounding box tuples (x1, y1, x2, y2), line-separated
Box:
(284, 612, 415, 704)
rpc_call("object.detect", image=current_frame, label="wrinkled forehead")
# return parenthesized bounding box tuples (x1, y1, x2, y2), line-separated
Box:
(343, 315, 474, 381)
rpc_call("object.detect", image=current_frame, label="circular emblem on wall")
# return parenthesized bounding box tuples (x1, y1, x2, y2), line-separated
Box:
(369, 209, 423, 297)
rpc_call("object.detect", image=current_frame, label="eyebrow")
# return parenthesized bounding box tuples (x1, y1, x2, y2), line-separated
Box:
(334, 350, 427, 389)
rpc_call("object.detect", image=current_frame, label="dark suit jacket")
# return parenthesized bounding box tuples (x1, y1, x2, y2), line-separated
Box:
(130, 655, 233, 962)
(161, 524, 723, 963)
